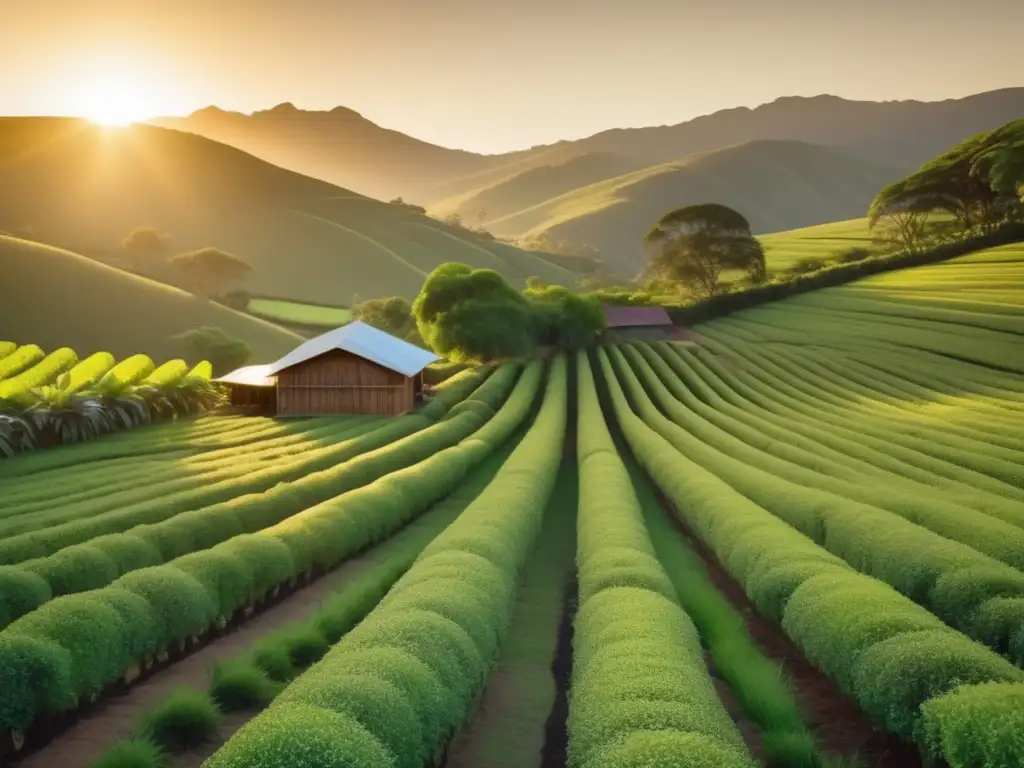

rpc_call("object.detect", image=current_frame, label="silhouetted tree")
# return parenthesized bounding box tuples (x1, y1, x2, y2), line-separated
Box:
(172, 326, 251, 376)
(123, 226, 170, 272)
(644, 204, 765, 298)
(169, 247, 252, 299)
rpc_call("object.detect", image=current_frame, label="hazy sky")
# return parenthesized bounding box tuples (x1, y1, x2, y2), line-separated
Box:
(2, 0, 1021, 153)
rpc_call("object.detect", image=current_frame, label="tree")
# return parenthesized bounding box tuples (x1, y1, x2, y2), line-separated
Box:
(643, 204, 766, 298)
(172, 326, 251, 376)
(123, 226, 170, 272)
(412, 263, 535, 362)
(353, 296, 421, 343)
(869, 208, 933, 255)
(169, 248, 253, 299)
(526, 285, 605, 349)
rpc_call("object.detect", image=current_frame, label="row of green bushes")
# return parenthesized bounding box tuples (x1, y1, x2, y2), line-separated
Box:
(570, 353, 753, 767)
(89, 438, 527, 768)
(686, 333, 1024, 517)
(598, 347, 1024, 761)
(660, 222, 1024, 326)
(613, 344, 1024, 662)
(637, 343, 1024, 569)
(205, 357, 566, 767)
(0, 367, 497, 562)
(0, 362, 539, 735)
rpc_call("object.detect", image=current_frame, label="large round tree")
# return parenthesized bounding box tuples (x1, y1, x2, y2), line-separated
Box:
(644, 204, 765, 298)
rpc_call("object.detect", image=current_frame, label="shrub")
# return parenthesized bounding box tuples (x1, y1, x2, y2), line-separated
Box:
(92, 737, 168, 768)
(0, 634, 75, 730)
(0, 567, 51, 627)
(137, 688, 221, 753)
(210, 659, 281, 711)
(921, 682, 1024, 767)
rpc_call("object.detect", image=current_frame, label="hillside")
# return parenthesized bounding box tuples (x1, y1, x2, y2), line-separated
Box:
(151, 88, 1024, 210)
(0, 235, 302, 362)
(482, 140, 901, 277)
(0, 118, 583, 304)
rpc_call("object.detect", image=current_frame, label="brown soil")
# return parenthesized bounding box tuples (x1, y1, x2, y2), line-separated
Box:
(14, 555, 375, 768)
(655, 492, 923, 768)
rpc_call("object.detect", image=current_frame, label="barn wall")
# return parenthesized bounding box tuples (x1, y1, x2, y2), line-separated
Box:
(276, 349, 414, 416)
(227, 383, 276, 411)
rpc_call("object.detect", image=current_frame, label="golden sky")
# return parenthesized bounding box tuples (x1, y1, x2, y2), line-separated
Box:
(3, 0, 1021, 153)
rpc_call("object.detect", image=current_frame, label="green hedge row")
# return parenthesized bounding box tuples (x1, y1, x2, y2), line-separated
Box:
(205, 357, 567, 768)
(0, 361, 542, 734)
(654, 343, 1024, 530)
(628, 343, 1024, 570)
(569, 353, 753, 768)
(0, 363, 501, 564)
(671, 339, 1024, 516)
(0, 364, 522, 628)
(0, 417, 366, 519)
(598, 347, 1024, 759)
(612, 345, 1024, 661)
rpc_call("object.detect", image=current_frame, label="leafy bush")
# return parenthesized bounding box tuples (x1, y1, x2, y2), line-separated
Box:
(921, 682, 1024, 767)
(92, 737, 168, 768)
(211, 659, 281, 711)
(137, 687, 221, 753)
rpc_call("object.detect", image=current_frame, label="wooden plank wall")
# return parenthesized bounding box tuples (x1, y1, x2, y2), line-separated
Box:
(276, 349, 414, 416)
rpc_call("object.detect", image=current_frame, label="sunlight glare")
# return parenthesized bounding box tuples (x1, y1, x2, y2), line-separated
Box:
(76, 78, 152, 126)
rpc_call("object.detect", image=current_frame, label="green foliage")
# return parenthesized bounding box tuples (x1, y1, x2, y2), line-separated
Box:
(211, 659, 281, 711)
(644, 204, 766, 297)
(353, 296, 419, 342)
(172, 326, 251, 376)
(921, 682, 1024, 767)
(528, 285, 605, 349)
(413, 263, 536, 362)
(136, 687, 221, 753)
(92, 738, 168, 768)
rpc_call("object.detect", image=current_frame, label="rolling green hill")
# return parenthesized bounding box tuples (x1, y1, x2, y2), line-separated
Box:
(0, 118, 583, 305)
(0, 235, 302, 362)
(480, 140, 901, 277)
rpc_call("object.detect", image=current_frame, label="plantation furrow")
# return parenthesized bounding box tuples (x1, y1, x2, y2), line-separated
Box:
(204, 356, 568, 768)
(698, 329, 1024, 500)
(444, 453, 576, 768)
(38, 430, 528, 768)
(770, 345, 1024, 450)
(0, 360, 545, 746)
(669, 344, 1024, 520)
(610, 346, 1024, 663)
(598, 347, 1024, 762)
(0, 418, 375, 520)
(0, 364, 525, 629)
(627, 345, 1024, 564)
(718, 317, 1024, 451)
(570, 352, 757, 768)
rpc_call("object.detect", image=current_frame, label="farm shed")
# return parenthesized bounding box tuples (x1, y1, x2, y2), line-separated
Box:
(214, 364, 277, 411)
(601, 305, 678, 344)
(243, 321, 441, 417)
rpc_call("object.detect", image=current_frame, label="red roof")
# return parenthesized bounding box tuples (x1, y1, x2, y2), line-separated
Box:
(602, 305, 674, 328)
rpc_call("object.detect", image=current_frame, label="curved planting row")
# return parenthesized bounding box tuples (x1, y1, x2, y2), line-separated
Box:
(598, 347, 1024, 763)
(611, 345, 1024, 663)
(0, 348, 78, 401)
(0, 345, 45, 381)
(0, 359, 543, 742)
(0, 364, 521, 628)
(205, 356, 567, 768)
(570, 352, 753, 768)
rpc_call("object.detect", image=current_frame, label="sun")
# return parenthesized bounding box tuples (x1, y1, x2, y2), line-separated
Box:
(77, 79, 152, 126)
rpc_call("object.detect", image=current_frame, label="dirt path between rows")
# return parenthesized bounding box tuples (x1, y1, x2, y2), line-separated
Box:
(16, 556, 376, 768)
(655, 492, 922, 768)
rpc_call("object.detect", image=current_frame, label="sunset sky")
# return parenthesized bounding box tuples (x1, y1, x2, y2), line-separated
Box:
(3, 0, 1021, 153)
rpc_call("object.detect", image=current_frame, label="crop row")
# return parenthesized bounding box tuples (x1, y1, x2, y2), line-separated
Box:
(570, 352, 753, 767)
(0, 363, 517, 628)
(205, 356, 567, 768)
(0, 359, 544, 737)
(599, 346, 1024, 762)
(613, 345, 1024, 662)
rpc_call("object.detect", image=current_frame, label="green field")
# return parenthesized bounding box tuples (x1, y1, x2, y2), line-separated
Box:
(247, 298, 354, 328)
(0, 246, 1022, 768)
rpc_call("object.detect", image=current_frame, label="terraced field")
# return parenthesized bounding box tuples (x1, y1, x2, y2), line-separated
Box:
(0, 248, 1021, 768)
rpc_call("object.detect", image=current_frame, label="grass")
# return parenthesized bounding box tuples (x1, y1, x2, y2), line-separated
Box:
(247, 298, 353, 328)
(0, 235, 301, 363)
(136, 687, 222, 753)
(0, 119, 585, 305)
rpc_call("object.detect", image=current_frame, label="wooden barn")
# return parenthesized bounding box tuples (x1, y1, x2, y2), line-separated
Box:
(601, 305, 678, 344)
(214, 364, 277, 412)
(216, 322, 440, 417)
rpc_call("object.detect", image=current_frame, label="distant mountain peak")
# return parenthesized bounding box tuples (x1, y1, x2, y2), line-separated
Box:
(267, 102, 299, 113)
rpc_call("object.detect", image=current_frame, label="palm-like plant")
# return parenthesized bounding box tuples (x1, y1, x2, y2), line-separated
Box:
(0, 411, 36, 456)
(26, 374, 115, 444)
